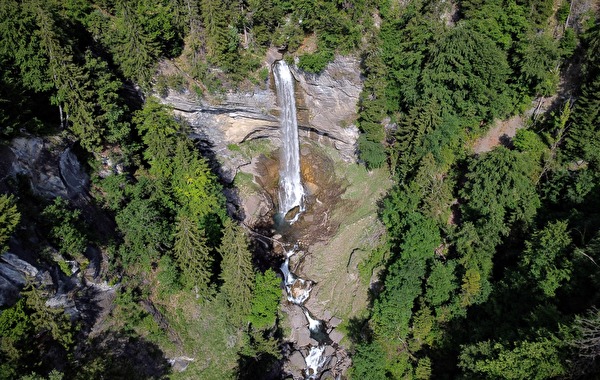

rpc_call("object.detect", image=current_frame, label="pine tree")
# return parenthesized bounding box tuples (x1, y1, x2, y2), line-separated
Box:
(218, 219, 255, 324)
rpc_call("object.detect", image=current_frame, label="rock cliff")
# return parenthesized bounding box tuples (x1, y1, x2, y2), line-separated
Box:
(161, 55, 362, 183)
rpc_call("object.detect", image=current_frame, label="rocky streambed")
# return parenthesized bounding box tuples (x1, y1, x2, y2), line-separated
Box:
(235, 142, 389, 379)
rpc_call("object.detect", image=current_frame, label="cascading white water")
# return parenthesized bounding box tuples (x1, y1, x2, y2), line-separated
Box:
(274, 63, 333, 379)
(304, 309, 322, 332)
(280, 254, 313, 305)
(304, 346, 326, 379)
(273, 60, 304, 221)
(280, 247, 329, 378)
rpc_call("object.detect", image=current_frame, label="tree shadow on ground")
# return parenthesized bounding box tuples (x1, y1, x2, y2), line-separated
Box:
(71, 330, 171, 379)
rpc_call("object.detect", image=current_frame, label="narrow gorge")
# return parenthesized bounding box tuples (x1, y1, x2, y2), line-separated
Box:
(162, 55, 390, 378)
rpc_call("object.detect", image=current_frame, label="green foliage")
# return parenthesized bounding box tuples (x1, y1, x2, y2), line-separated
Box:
(1, 283, 74, 377)
(425, 260, 458, 307)
(513, 129, 547, 156)
(172, 140, 224, 222)
(459, 335, 567, 379)
(0, 194, 20, 253)
(0, 298, 32, 377)
(461, 147, 540, 230)
(349, 342, 387, 380)
(373, 213, 441, 340)
(115, 191, 172, 266)
(94, 174, 128, 211)
(249, 269, 281, 330)
(564, 23, 600, 167)
(297, 49, 334, 74)
(422, 23, 515, 124)
(156, 255, 180, 296)
(358, 136, 387, 169)
(218, 219, 255, 325)
(520, 221, 572, 297)
(133, 99, 180, 179)
(89, 0, 182, 84)
(41, 197, 87, 259)
(516, 33, 560, 96)
(20, 370, 64, 380)
(173, 213, 213, 295)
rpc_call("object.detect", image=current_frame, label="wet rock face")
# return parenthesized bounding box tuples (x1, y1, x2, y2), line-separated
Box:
(162, 55, 362, 183)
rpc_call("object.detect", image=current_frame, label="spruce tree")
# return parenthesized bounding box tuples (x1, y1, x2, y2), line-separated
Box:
(0, 195, 20, 253)
(173, 213, 213, 295)
(218, 219, 254, 325)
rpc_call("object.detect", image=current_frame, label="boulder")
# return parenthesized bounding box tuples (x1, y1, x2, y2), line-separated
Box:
(0, 260, 27, 287)
(328, 355, 338, 370)
(297, 327, 311, 347)
(266, 48, 284, 66)
(329, 329, 344, 344)
(169, 356, 194, 373)
(329, 316, 342, 327)
(324, 345, 335, 357)
(5, 138, 89, 200)
(0, 253, 40, 307)
(0, 275, 19, 307)
(289, 351, 305, 370)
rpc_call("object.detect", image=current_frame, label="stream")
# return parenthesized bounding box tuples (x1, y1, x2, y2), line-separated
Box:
(273, 61, 344, 379)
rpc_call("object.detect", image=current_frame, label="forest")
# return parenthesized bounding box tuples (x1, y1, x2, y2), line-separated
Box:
(0, 0, 599, 379)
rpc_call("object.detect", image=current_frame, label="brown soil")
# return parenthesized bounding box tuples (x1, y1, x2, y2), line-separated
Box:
(472, 114, 524, 154)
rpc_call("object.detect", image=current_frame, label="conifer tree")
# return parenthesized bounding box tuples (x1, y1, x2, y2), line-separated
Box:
(173, 213, 213, 295)
(0, 195, 20, 253)
(218, 219, 254, 324)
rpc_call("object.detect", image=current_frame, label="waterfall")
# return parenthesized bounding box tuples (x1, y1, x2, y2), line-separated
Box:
(273, 60, 304, 221)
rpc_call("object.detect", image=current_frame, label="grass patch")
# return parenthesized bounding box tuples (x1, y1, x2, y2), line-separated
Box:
(239, 139, 274, 159)
(165, 294, 241, 380)
(233, 171, 259, 194)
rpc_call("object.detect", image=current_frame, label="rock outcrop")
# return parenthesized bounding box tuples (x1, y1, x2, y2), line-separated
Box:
(0, 253, 39, 306)
(291, 55, 362, 158)
(162, 55, 362, 183)
(0, 137, 89, 200)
